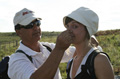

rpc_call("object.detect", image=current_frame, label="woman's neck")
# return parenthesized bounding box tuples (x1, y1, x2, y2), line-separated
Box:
(74, 42, 92, 59)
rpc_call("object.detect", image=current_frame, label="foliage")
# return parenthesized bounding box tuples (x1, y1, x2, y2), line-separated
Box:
(40, 31, 60, 43)
(97, 34, 120, 67)
(59, 63, 67, 79)
(0, 32, 20, 42)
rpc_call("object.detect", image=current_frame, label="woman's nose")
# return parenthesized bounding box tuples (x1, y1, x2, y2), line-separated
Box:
(67, 26, 73, 31)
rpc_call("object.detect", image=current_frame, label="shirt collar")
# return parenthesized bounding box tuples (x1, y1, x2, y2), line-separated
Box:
(17, 41, 47, 56)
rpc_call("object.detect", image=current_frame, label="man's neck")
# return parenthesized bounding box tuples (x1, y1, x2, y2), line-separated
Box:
(22, 41, 40, 52)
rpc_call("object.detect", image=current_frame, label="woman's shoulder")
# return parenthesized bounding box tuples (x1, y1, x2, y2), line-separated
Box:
(94, 52, 114, 79)
(95, 53, 109, 63)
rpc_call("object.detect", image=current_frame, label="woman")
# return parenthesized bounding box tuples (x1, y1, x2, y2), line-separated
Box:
(63, 7, 114, 79)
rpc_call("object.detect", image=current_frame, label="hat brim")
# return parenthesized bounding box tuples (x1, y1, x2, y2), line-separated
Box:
(19, 16, 41, 26)
(91, 35, 99, 43)
(63, 16, 67, 27)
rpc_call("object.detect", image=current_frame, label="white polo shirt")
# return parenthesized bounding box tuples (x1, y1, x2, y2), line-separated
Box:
(8, 41, 75, 79)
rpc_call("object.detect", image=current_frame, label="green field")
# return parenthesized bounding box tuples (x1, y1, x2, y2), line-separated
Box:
(0, 30, 120, 78)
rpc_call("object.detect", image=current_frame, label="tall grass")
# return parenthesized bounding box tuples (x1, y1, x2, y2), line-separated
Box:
(97, 34, 120, 67)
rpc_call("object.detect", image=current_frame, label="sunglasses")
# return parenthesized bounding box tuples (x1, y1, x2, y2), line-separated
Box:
(15, 20, 41, 30)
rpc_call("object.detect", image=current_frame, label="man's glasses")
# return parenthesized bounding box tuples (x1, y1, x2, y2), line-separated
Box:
(15, 20, 41, 30)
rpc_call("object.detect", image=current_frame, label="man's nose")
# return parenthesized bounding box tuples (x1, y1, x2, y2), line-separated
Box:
(33, 25, 40, 30)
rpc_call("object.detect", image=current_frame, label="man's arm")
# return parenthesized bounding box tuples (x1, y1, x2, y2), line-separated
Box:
(30, 30, 74, 79)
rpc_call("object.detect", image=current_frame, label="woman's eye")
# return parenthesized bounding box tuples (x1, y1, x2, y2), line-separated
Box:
(73, 25, 78, 28)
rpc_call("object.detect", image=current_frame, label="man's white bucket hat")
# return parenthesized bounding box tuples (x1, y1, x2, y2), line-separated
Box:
(63, 7, 99, 37)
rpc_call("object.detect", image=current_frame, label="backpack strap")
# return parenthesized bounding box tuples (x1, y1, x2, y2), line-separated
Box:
(66, 59, 73, 79)
(15, 45, 52, 63)
(15, 50, 33, 63)
(85, 50, 99, 79)
(85, 49, 110, 79)
(43, 45, 52, 52)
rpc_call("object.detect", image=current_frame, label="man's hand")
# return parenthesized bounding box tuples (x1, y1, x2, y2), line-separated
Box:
(55, 30, 74, 50)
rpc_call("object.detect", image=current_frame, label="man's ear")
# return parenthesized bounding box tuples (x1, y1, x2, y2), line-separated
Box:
(15, 30, 21, 36)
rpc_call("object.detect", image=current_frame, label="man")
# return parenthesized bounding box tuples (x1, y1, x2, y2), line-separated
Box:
(8, 8, 75, 79)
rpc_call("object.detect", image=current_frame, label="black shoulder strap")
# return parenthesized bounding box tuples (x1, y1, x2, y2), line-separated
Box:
(66, 59, 73, 79)
(16, 45, 52, 63)
(85, 50, 99, 79)
(15, 45, 52, 63)
(15, 50, 33, 63)
(43, 45, 52, 52)
(85, 49, 110, 79)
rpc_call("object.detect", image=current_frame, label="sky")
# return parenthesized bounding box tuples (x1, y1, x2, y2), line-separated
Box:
(0, 0, 120, 32)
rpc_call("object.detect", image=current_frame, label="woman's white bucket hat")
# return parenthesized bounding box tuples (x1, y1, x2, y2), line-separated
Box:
(63, 7, 99, 37)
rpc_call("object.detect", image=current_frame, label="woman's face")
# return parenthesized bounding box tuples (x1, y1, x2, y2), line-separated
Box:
(66, 20, 88, 44)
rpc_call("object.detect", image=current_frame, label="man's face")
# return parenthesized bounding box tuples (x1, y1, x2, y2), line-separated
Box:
(16, 19, 42, 43)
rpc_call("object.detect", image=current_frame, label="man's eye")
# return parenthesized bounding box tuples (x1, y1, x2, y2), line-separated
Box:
(66, 25, 69, 28)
